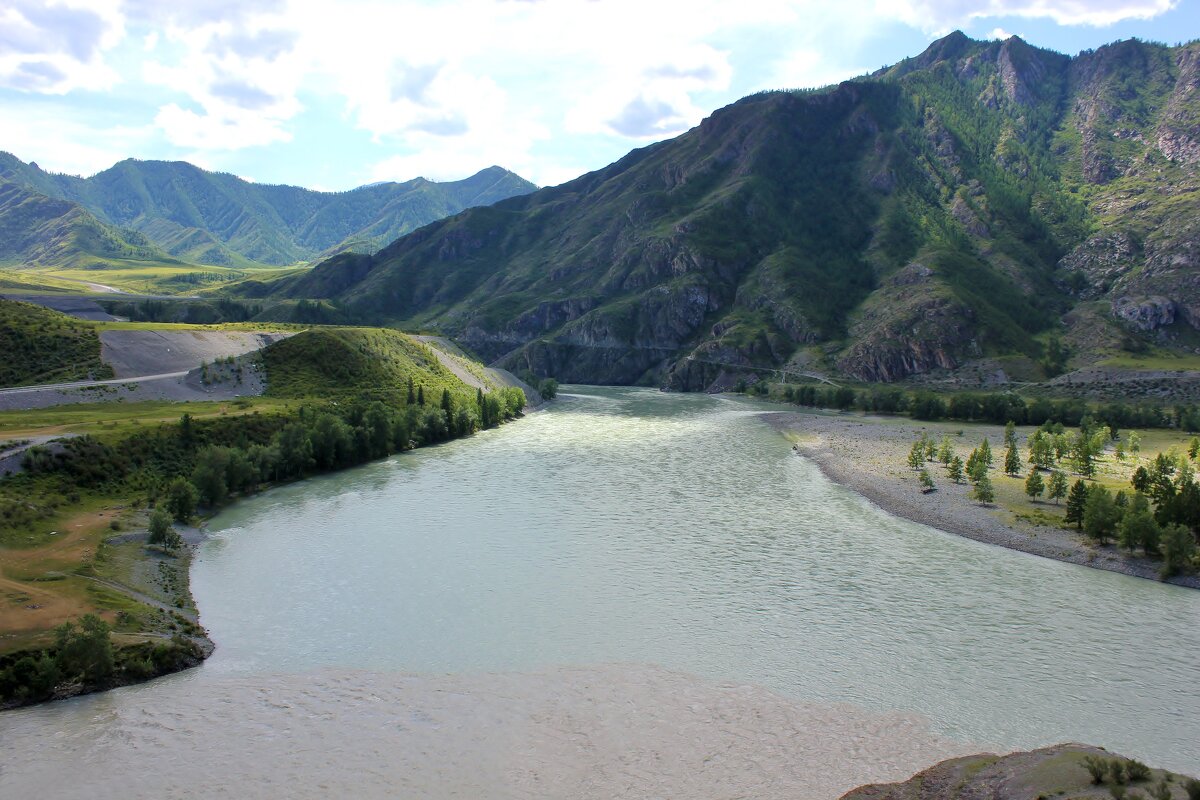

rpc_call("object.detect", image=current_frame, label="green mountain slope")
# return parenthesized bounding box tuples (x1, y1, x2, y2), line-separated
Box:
(0, 180, 179, 270)
(262, 33, 1200, 389)
(0, 299, 113, 386)
(0, 155, 536, 268)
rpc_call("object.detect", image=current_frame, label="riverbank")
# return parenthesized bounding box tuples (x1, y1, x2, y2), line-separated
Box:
(764, 410, 1200, 589)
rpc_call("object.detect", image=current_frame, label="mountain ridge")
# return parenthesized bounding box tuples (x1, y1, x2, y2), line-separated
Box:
(255, 32, 1200, 390)
(0, 154, 537, 268)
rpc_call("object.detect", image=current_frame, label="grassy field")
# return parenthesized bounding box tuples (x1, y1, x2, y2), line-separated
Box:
(0, 397, 292, 444)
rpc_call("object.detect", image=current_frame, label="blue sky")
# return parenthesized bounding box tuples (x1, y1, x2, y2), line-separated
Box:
(0, 0, 1196, 191)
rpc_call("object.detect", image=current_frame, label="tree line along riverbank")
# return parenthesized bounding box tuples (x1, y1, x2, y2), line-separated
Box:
(0, 327, 533, 709)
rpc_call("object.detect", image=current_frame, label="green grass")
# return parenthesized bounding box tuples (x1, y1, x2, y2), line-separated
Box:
(0, 397, 291, 442)
(46, 264, 263, 296)
(0, 299, 114, 387)
(261, 327, 472, 400)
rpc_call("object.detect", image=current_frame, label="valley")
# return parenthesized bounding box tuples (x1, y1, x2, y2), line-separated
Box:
(1, 23, 1199, 800)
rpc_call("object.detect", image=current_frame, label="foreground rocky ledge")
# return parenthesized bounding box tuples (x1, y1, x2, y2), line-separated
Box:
(841, 743, 1197, 800)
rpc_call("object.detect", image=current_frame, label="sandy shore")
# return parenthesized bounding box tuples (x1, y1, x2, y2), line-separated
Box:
(765, 410, 1200, 589)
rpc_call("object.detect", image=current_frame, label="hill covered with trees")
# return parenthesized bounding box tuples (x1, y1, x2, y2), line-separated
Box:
(0, 155, 536, 269)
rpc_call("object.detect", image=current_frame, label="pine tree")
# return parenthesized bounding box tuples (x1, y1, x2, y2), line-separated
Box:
(979, 438, 993, 467)
(972, 475, 995, 504)
(1065, 479, 1089, 529)
(1004, 444, 1021, 476)
(1004, 421, 1017, 450)
(1047, 470, 1068, 504)
(908, 440, 925, 470)
(919, 468, 935, 492)
(924, 436, 937, 462)
(1190, 437, 1200, 460)
(1128, 431, 1141, 459)
(938, 435, 954, 465)
(1025, 470, 1044, 500)
(948, 456, 965, 484)
(407, 377, 416, 405)
(417, 385, 425, 406)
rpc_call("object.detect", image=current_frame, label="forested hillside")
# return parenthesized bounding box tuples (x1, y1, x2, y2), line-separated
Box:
(260, 33, 1200, 390)
(0, 156, 536, 268)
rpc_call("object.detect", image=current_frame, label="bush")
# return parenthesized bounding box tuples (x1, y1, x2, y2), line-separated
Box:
(1126, 761, 1151, 783)
(147, 508, 181, 550)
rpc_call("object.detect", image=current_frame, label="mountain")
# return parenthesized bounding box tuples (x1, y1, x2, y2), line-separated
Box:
(0, 155, 537, 268)
(259, 33, 1200, 389)
(0, 180, 179, 269)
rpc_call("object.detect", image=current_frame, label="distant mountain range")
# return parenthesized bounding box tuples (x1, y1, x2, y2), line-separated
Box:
(255, 32, 1200, 388)
(0, 153, 536, 269)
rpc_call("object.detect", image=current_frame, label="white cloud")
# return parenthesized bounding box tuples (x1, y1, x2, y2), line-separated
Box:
(884, 0, 1177, 30)
(0, 0, 123, 93)
(154, 103, 293, 150)
(0, 0, 1182, 187)
(0, 103, 148, 176)
(761, 49, 869, 92)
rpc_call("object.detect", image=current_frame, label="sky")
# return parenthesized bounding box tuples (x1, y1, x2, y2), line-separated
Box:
(0, 0, 1197, 191)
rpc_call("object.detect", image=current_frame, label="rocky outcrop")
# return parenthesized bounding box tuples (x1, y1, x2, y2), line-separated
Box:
(1157, 44, 1200, 163)
(1057, 231, 1140, 298)
(837, 264, 980, 382)
(1113, 295, 1177, 330)
(839, 743, 1194, 800)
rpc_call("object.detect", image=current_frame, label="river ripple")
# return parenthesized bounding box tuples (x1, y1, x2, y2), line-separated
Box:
(1, 387, 1196, 797)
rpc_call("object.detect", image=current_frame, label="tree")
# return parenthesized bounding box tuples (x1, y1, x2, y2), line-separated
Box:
(538, 378, 559, 400)
(1065, 479, 1089, 529)
(148, 508, 181, 550)
(165, 477, 198, 523)
(1119, 509, 1159, 555)
(417, 385, 425, 406)
(1028, 432, 1053, 469)
(907, 441, 925, 470)
(923, 435, 937, 462)
(918, 468, 935, 492)
(178, 412, 195, 446)
(1024, 470, 1044, 500)
(1072, 431, 1096, 477)
(1004, 444, 1021, 476)
(1004, 421, 1017, 450)
(1161, 524, 1197, 577)
(407, 376, 416, 406)
(979, 438, 993, 467)
(1128, 430, 1141, 459)
(1083, 485, 1119, 545)
(191, 446, 230, 508)
(1131, 465, 1151, 494)
(1047, 470, 1068, 504)
(1191, 437, 1200, 460)
(54, 614, 114, 685)
(972, 474, 995, 504)
(948, 456, 965, 483)
(938, 435, 954, 465)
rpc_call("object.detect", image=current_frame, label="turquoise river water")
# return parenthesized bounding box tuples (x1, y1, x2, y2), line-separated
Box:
(1, 387, 1196, 798)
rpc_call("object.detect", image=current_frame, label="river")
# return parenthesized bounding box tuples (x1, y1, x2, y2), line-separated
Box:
(2, 387, 1196, 798)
